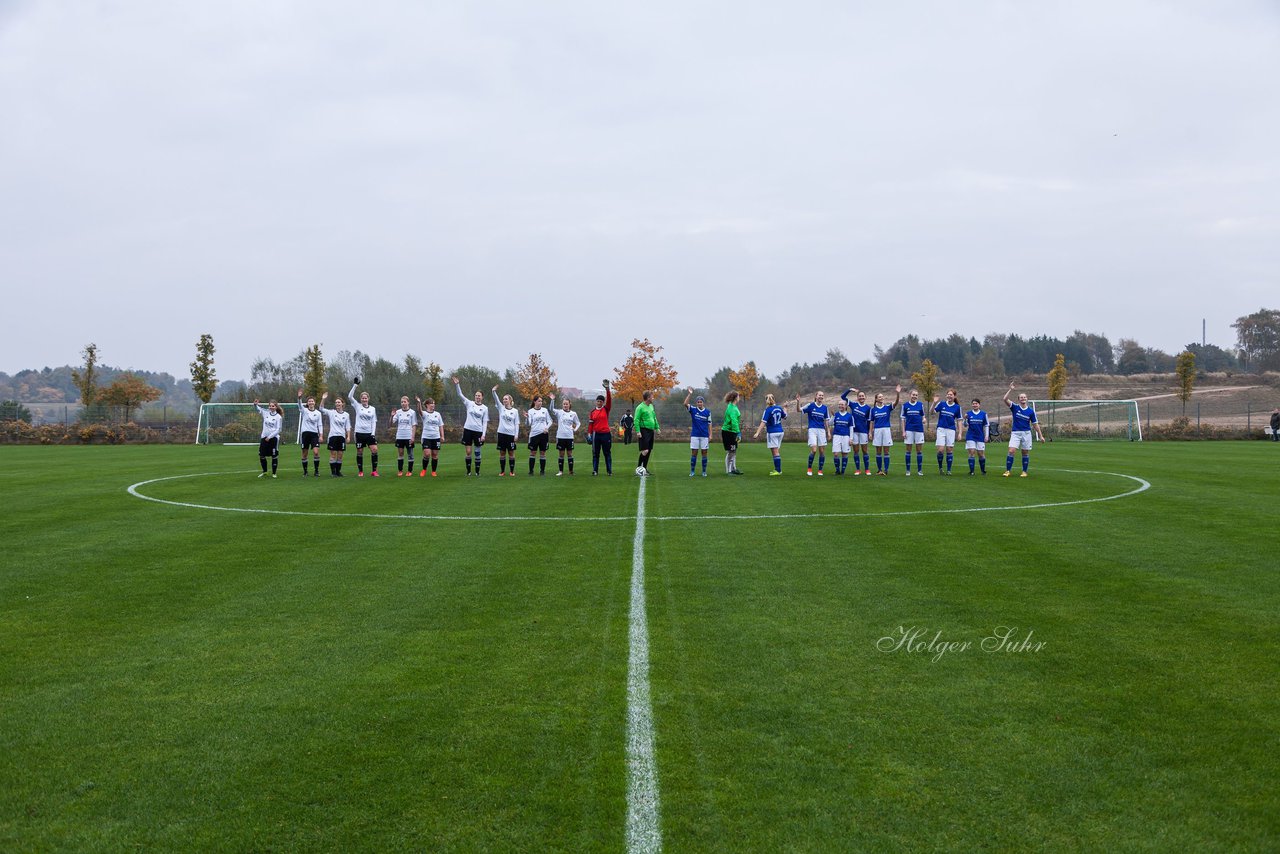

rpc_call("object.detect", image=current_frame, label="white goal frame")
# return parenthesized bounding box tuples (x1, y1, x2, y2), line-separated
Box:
(195, 402, 303, 445)
(1027, 399, 1142, 441)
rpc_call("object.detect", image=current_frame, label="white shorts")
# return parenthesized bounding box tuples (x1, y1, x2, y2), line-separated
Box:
(767, 432, 784, 450)
(832, 435, 851, 453)
(873, 427, 894, 447)
(807, 428, 828, 448)
(852, 432, 869, 446)
(966, 440, 986, 452)
(935, 428, 956, 447)
(1009, 430, 1033, 451)
(903, 430, 925, 445)
(690, 436, 710, 450)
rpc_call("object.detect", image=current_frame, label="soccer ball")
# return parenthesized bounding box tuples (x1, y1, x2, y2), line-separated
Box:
(635, 466, 646, 476)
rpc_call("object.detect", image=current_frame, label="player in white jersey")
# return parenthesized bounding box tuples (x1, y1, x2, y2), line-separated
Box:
(492, 386, 521, 476)
(389, 396, 419, 476)
(319, 392, 352, 476)
(253, 399, 282, 478)
(525, 394, 553, 475)
(415, 396, 446, 477)
(453, 377, 491, 476)
(348, 379, 380, 477)
(553, 394, 581, 476)
(296, 390, 325, 477)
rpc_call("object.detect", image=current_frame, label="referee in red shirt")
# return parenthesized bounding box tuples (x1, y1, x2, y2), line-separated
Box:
(588, 379, 613, 476)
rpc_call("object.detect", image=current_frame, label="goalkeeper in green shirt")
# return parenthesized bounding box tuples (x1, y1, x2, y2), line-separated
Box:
(722, 391, 743, 475)
(634, 391, 659, 476)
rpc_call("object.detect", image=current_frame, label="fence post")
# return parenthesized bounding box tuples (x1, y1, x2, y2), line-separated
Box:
(1196, 401, 1201, 433)
(1096, 402, 1101, 437)
(1247, 401, 1251, 432)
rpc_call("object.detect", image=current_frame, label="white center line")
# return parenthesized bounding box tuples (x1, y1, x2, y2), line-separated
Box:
(626, 476, 662, 853)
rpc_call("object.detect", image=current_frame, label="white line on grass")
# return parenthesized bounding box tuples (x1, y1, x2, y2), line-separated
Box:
(126, 469, 1149, 523)
(626, 475, 662, 854)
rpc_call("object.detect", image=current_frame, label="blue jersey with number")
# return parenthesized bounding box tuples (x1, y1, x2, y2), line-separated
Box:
(831, 409, 854, 436)
(964, 409, 988, 442)
(762, 405, 786, 434)
(1009, 403, 1037, 432)
(850, 403, 871, 433)
(934, 401, 961, 431)
(871, 403, 895, 429)
(688, 405, 712, 438)
(901, 400, 925, 432)
(802, 402, 829, 430)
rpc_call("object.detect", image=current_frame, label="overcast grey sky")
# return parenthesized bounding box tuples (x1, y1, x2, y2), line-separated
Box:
(2, 0, 1278, 386)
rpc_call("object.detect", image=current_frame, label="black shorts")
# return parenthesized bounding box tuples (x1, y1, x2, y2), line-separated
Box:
(497, 433, 517, 452)
(301, 431, 320, 450)
(395, 438, 413, 450)
(462, 428, 485, 447)
(356, 432, 377, 449)
(528, 433, 549, 452)
(556, 437, 575, 452)
(638, 428, 655, 452)
(258, 437, 279, 457)
(721, 430, 739, 451)
(327, 436, 346, 452)
(422, 438, 441, 451)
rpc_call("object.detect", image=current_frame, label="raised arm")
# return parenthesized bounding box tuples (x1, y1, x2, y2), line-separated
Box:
(1003, 381, 1015, 407)
(683, 387, 693, 407)
(453, 377, 468, 404)
(603, 379, 612, 413)
(493, 387, 504, 410)
(893, 385, 901, 407)
(841, 387, 857, 403)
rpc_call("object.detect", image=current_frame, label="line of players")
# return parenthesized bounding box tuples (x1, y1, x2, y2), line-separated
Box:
(255, 377, 625, 478)
(756, 381, 1047, 477)
(253, 378, 1046, 479)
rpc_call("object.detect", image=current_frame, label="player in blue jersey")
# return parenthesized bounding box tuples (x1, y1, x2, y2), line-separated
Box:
(870, 385, 901, 475)
(753, 393, 787, 475)
(1002, 382, 1047, 477)
(900, 388, 927, 476)
(794, 390, 830, 476)
(964, 398, 990, 474)
(829, 396, 856, 474)
(932, 388, 962, 475)
(684, 388, 714, 477)
(842, 388, 872, 475)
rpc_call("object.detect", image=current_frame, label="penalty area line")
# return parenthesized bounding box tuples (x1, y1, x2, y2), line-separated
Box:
(626, 476, 662, 853)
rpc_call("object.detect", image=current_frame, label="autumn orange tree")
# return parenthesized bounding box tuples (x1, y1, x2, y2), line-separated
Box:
(910, 358, 941, 406)
(728, 361, 761, 405)
(515, 353, 558, 404)
(613, 338, 679, 405)
(99, 373, 162, 422)
(1047, 353, 1069, 400)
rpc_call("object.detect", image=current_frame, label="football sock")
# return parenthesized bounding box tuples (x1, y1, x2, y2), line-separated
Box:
(946, 452, 953, 472)
(466, 457, 473, 473)
(431, 457, 438, 472)
(817, 454, 824, 471)
(473, 449, 481, 473)
(500, 458, 507, 474)
(701, 456, 707, 474)
(568, 455, 574, 473)
(313, 459, 319, 475)
(937, 451, 945, 471)
(980, 458, 987, 473)
(875, 454, 882, 472)
(559, 457, 565, 472)
(917, 452, 923, 472)
(969, 457, 976, 473)
(356, 453, 363, 473)
(691, 454, 697, 473)
(773, 454, 782, 473)
(1006, 453, 1014, 472)
(398, 458, 404, 473)
(370, 452, 377, 472)
(271, 457, 278, 474)
(529, 456, 536, 474)
(408, 451, 414, 473)
(808, 452, 815, 469)
(905, 453, 911, 471)
(260, 457, 268, 473)
(863, 453, 870, 471)
(330, 461, 337, 476)
(540, 457, 546, 474)
(1023, 455, 1029, 472)
(302, 460, 308, 475)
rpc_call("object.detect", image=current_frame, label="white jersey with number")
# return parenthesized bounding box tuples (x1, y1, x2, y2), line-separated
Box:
(527, 407, 552, 437)
(391, 408, 417, 441)
(348, 385, 377, 434)
(256, 405, 282, 440)
(298, 405, 323, 434)
(493, 392, 520, 437)
(420, 410, 444, 441)
(455, 384, 490, 433)
(555, 407, 580, 440)
(322, 407, 350, 438)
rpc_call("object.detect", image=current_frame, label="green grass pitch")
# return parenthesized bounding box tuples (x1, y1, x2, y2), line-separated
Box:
(1, 441, 1278, 851)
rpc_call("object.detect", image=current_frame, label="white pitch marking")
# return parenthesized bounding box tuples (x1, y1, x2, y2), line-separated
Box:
(626, 476, 662, 854)
(126, 469, 1150, 523)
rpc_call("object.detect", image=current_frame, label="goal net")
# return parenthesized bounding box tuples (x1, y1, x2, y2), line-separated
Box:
(1026, 400, 1142, 441)
(195, 403, 302, 445)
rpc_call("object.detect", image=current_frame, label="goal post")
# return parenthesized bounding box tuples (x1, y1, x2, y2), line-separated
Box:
(1027, 399, 1142, 441)
(195, 402, 302, 445)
